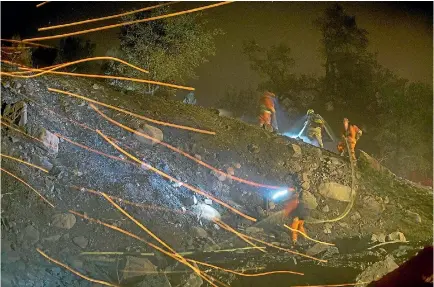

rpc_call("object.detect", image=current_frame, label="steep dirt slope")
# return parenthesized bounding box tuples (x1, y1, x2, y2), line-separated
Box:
(1, 75, 432, 287)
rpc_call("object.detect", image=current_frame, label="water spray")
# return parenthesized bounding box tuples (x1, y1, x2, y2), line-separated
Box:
(269, 187, 296, 202)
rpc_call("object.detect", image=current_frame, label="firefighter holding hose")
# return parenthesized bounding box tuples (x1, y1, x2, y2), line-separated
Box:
(337, 118, 363, 161)
(298, 109, 334, 148)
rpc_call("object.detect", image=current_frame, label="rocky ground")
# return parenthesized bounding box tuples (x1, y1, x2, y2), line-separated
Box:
(1, 75, 432, 287)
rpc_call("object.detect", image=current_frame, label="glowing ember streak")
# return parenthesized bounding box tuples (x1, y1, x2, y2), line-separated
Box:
(72, 186, 190, 216)
(2, 68, 197, 91)
(69, 210, 220, 287)
(36, 2, 49, 8)
(91, 103, 282, 189)
(23, 2, 233, 42)
(36, 248, 119, 286)
(55, 133, 134, 165)
(39, 2, 178, 31)
(1, 168, 55, 208)
(0, 153, 49, 173)
(0, 120, 57, 150)
(3, 56, 149, 75)
(209, 221, 326, 263)
(246, 234, 327, 263)
(101, 192, 178, 254)
(284, 224, 335, 246)
(213, 219, 265, 252)
(96, 129, 256, 222)
(0, 38, 53, 48)
(48, 88, 214, 134)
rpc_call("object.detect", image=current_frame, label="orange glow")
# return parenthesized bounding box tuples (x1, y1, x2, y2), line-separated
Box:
(101, 192, 178, 254)
(1, 50, 22, 55)
(207, 220, 326, 263)
(1, 60, 62, 74)
(39, 2, 178, 31)
(7, 56, 149, 75)
(0, 38, 53, 48)
(72, 186, 190, 216)
(23, 2, 233, 42)
(36, 1, 49, 8)
(0, 120, 57, 150)
(100, 193, 225, 287)
(36, 248, 119, 286)
(0, 153, 49, 173)
(48, 88, 214, 135)
(18, 100, 153, 165)
(245, 233, 327, 263)
(1, 46, 32, 50)
(1, 167, 55, 208)
(70, 210, 220, 287)
(96, 129, 256, 222)
(91, 104, 282, 189)
(284, 224, 335, 246)
(213, 219, 265, 252)
(55, 133, 135, 165)
(1, 59, 33, 69)
(4, 67, 197, 91)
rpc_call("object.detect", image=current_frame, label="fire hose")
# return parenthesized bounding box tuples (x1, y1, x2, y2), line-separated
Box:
(305, 136, 356, 224)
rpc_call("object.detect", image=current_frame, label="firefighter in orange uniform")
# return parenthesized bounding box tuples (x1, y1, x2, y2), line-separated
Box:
(284, 190, 308, 244)
(337, 118, 362, 161)
(258, 91, 278, 132)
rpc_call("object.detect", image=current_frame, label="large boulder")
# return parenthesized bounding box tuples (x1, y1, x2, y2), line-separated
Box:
(306, 243, 336, 256)
(191, 203, 220, 221)
(406, 210, 422, 223)
(359, 150, 382, 171)
(387, 231, 406, 242)
(318, 182, 352, 202)
(51, 213, 76, 229)
(356, 255, 399, 286)
(301, 190, 318, 210)
(359, 150, 393, 176)
(371, 233, 386, 243)
(73, 236, 88, 249)
(134, 124, 163, 146)
(123, 256, 157, 280)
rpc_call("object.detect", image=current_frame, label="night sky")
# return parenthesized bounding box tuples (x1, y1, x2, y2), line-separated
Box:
(1, 1, 432, 106)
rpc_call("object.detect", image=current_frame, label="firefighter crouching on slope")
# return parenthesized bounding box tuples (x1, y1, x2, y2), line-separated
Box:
(337, 118, 362, 161)
(298, 109, 333, 148)
(284, 190, 309, 244)
(258, 91, 278, 132)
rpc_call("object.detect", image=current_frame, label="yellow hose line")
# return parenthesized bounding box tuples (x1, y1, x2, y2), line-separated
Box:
(306, 136, 356, 224)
